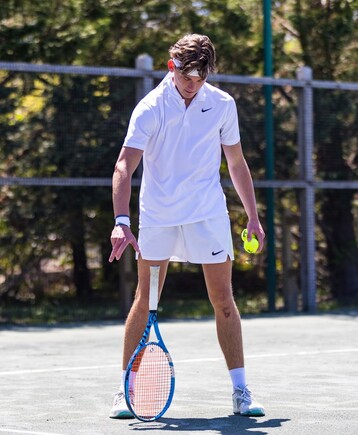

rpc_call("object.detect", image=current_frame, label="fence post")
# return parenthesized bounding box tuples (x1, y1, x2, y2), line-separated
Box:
(119, 55, 154, 318)
(135, 54, 154, 180)
(297, 66, 316, 312)
(263, 0, 276, 312)
(282, 207, 298, 312)
(136, 54, 154, 101)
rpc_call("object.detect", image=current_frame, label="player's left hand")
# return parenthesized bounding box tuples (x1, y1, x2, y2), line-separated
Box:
(246, 220, 265, 253)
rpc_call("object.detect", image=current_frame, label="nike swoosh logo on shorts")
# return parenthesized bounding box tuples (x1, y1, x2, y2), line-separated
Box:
(212, 250, 224, 256)
(202, 108, 212, 112)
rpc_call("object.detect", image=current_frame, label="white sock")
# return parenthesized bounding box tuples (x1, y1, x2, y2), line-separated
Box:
(129, 371, 137, 390)
(120, 369, 137, 392)
(120, 370, 126, 391)
(229, 367, 246, 391)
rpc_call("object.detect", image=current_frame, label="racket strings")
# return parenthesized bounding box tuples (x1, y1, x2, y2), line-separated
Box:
(130, 343, 173, 419)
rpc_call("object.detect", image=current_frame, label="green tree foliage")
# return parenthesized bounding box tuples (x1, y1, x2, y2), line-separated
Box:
(0, 0, 357, 305)
(286, 0, 358, 301)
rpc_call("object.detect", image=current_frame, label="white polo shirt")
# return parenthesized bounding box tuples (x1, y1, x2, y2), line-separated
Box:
(123, 73, 240, 228)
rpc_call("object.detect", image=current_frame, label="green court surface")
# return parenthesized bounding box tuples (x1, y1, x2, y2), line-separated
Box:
(1, 312, 357, 434)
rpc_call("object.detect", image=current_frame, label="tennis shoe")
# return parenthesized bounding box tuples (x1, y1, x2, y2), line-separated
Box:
(232, 386, 265, 417)
(109, 390, 134, 419)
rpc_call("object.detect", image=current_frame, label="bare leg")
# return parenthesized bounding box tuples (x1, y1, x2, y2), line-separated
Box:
(202, 258, 244, 369)
(122, 257, 169, 369)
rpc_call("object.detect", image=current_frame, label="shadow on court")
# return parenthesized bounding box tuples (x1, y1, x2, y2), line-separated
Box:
(129, 416, 291, 434)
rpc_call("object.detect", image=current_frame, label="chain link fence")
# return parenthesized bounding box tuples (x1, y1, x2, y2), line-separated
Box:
(1, 60, 357, 313)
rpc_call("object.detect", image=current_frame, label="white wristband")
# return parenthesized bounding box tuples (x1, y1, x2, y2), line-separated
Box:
(115, 215, 131, 227)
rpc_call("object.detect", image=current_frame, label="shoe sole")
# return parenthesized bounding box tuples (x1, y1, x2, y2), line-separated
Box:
(234, 410, 265, 417)
(109, 411, 134, 419)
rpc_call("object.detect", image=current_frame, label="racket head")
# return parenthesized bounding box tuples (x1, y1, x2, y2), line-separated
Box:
(124, 340, 175, 422)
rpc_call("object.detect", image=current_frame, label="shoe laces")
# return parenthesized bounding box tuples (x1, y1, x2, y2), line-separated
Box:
(113, 390, 134, 405)
(237, 386, 254, 403)
(113, 391, 124, 406)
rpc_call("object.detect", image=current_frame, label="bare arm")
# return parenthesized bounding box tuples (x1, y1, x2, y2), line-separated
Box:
(109, 146, 143, 262)
(222, 142, 265, 252)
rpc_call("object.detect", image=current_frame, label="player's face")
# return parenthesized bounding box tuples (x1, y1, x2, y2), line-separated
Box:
(172, 68, 206, 102)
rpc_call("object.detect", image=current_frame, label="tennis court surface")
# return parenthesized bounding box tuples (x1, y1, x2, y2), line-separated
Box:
(1, 311, 357, 435)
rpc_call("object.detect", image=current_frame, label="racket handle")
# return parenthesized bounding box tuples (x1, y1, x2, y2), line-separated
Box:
(149, 265, 160, 311)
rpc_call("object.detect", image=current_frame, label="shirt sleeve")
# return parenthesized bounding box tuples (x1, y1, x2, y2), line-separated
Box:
(220, 96, 241, 146)
(123, 102, 156, 151)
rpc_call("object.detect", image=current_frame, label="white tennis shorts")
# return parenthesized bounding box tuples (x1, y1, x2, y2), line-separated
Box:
(138, 216, 234, 264)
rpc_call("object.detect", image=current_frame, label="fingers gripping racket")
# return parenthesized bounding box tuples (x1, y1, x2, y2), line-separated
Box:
(124, 265, 175, 421)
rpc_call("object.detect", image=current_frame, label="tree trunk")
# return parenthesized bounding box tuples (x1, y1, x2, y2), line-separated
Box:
(320, 190, 358, 302)
(69, 205, 92, 299)
(316, 92, 358, 303)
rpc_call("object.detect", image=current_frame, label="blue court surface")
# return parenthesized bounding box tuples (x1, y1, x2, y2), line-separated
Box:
(1, 311, 357, 434)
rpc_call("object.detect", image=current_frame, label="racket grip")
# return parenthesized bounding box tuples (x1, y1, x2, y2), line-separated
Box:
(149, 265, 160, 311)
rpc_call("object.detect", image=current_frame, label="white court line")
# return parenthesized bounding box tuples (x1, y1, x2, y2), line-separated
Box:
(0, 364, 119, 376)
(247, 348, 358, 358)
(0, 348, 357, 377)
(0, 429, 64, 435)
(177, 348, 358, 363)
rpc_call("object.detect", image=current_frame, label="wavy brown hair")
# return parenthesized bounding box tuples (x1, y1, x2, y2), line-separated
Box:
(169, 34, 216, 80)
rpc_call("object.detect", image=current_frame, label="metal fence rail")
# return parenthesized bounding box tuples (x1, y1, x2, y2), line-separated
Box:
(2, 61, 358, 90)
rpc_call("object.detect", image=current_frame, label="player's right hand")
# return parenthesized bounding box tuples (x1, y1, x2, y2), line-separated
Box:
(109, 225, 140, 262)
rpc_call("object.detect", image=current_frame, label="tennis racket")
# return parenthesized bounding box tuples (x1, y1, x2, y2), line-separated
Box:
(124, 265, 175, 421)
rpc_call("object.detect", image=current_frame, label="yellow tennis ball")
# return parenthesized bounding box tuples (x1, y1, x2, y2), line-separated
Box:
(244, 237, 259, 254)
(241, 228, 248, 242)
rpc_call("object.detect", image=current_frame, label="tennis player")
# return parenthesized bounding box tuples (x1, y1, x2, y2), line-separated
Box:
(109, 33, 265, 418)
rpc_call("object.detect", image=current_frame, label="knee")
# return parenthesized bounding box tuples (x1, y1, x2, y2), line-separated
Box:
(209, 288, 236, 314)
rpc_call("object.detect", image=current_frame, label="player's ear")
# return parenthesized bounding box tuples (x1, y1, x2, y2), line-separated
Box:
(167, 59, 175, 72)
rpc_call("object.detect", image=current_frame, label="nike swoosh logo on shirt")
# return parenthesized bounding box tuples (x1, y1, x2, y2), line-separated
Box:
(212, 250, 224, 256)
(202, 108, 212, 112)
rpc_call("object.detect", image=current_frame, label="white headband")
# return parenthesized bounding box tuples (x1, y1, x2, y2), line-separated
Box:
(172, 58, 201, 77)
